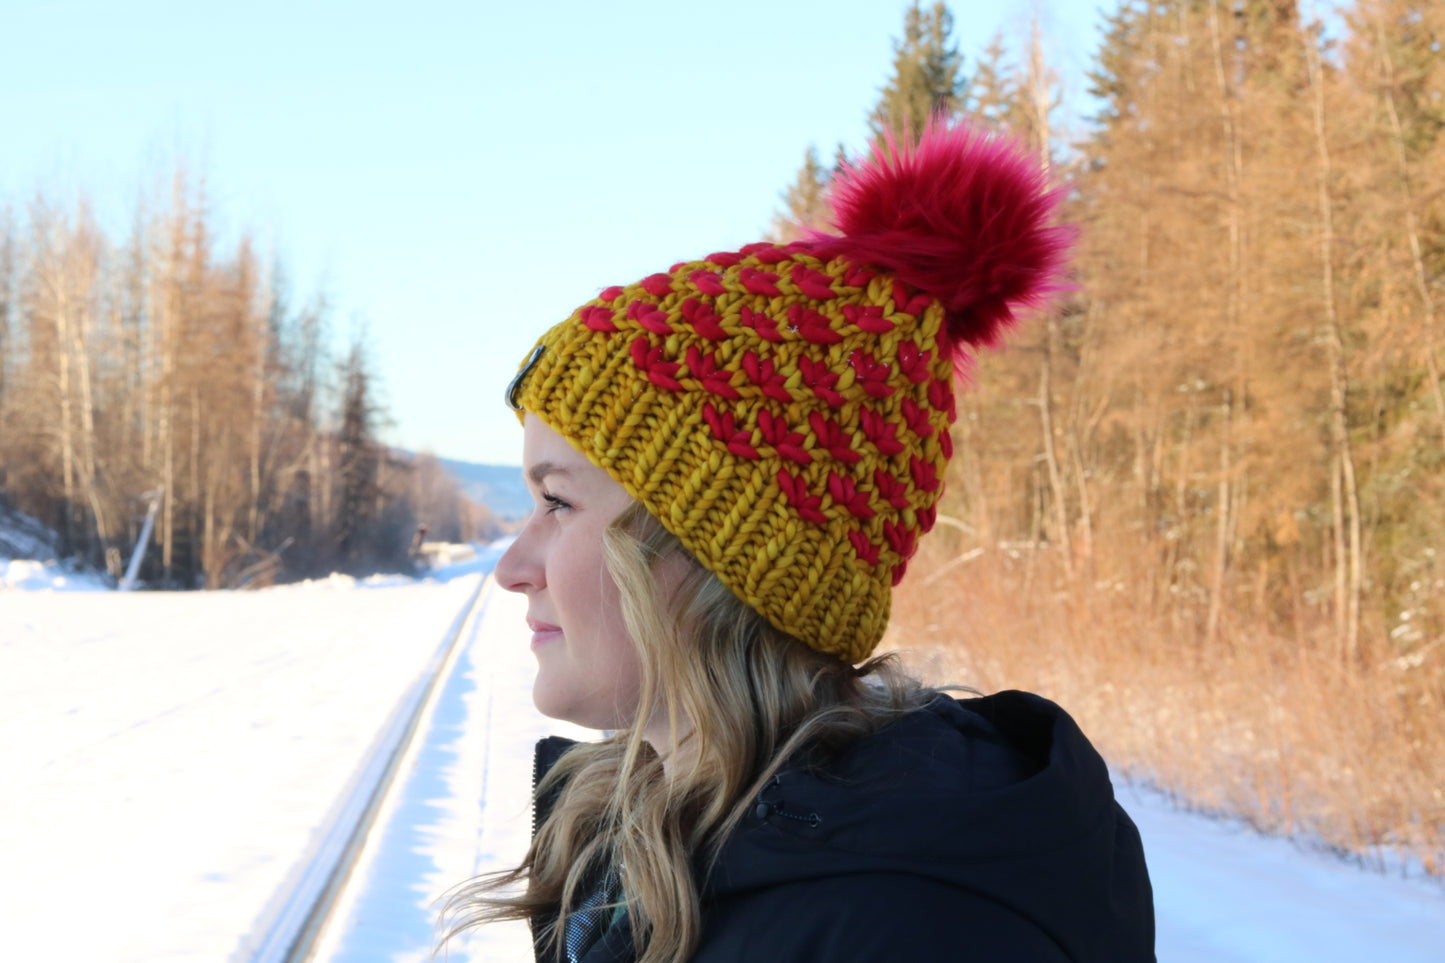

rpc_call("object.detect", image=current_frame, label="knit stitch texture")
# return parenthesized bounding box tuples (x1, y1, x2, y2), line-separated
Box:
(510, 123, 1069, 663)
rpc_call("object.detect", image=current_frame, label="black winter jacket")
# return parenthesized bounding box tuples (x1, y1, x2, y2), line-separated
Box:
(532, 690, 1155, 962)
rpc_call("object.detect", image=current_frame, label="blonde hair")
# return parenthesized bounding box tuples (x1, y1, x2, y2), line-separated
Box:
(441, 502, 937, 963)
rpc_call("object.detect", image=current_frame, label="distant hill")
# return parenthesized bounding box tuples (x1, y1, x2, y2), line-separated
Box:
(438, 458, 530, 521)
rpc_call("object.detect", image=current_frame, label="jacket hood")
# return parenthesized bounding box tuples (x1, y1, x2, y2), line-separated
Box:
(705, 690, 1153, 960)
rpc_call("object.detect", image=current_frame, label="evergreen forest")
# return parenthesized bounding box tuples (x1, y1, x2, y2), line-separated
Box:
(773, 0, 1444, 875)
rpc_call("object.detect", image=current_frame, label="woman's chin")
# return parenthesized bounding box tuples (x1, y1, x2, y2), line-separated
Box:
(530, 682, 570, 723)
(532, 683, 639, 733)
(532, 684, 598, 730)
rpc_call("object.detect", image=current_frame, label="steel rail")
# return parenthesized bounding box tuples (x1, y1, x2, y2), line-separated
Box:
(243, 573, 492, 963)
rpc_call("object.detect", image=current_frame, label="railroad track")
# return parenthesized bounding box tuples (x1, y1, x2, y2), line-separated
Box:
(242, 570, 493, 963)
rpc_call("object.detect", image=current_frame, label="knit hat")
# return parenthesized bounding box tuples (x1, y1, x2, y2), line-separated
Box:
(507, 122, 1070, 663)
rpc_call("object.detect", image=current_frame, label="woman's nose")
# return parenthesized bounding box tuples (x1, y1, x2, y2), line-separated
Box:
(495, 523, 541, 594)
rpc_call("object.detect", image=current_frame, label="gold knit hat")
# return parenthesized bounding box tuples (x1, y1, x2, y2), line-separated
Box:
(508, 123, 1070, 663)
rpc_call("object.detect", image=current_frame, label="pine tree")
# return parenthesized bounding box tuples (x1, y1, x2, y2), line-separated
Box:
(1085, 1, 1153, 144)
(0, 207, 13, 415)
(1337, 0, 1445, 648)
(334, 333, 380, 566)
(966, 31, 1019, 131)
(1343, 0, 1445, 427)
(868, 1, 965, 143)
(770, 145, 833, 242)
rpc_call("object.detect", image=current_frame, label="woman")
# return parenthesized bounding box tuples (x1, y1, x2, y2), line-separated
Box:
(446, 122, 1155, 962)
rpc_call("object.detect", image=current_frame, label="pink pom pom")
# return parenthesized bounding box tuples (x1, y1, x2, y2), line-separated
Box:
(807, 120, 1074, 357)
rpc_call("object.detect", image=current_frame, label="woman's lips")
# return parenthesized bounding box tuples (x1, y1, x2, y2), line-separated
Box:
(527, 618, 562, 647)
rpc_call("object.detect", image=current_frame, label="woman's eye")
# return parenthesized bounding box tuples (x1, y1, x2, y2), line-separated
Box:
(541, 493, 571, 515)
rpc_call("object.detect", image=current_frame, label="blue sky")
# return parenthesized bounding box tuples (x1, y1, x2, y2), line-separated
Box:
(2, 0, 1108, 466)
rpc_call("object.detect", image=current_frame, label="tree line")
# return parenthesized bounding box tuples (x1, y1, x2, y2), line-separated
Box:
(0, 170, 498, 588)
(778, 0, 1445, 668)
(778, 0, 1444, 869)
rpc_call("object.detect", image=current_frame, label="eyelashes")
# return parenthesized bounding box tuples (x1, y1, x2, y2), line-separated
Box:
(541, 492, 572, 515)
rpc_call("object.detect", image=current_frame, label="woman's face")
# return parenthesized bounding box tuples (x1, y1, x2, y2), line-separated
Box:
(496, 414, 646, 731)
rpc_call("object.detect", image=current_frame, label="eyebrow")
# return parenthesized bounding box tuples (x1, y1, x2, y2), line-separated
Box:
(526, 461, 572, 486)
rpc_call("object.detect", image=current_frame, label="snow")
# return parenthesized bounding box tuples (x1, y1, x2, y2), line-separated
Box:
(1, 556, 112, 591)
(0, 503, 111, 590)
(0, 561, 489, 962)
(1, 532, 1441, 962)
(314, 572, 592, 963)
(0, 503, 60, 560)
(1125, 784, 1445, 962)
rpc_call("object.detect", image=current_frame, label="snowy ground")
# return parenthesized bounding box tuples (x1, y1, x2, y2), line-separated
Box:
(1124, 785, 1443, 962)
(0, 503, 111, 591)
(312, 571, 591, 963)
(2, 538, 1442, 962)
(0, 562, 489, 962)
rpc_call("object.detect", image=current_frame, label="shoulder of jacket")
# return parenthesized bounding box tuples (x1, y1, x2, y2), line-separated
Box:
(693, 870, 1072, 962)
